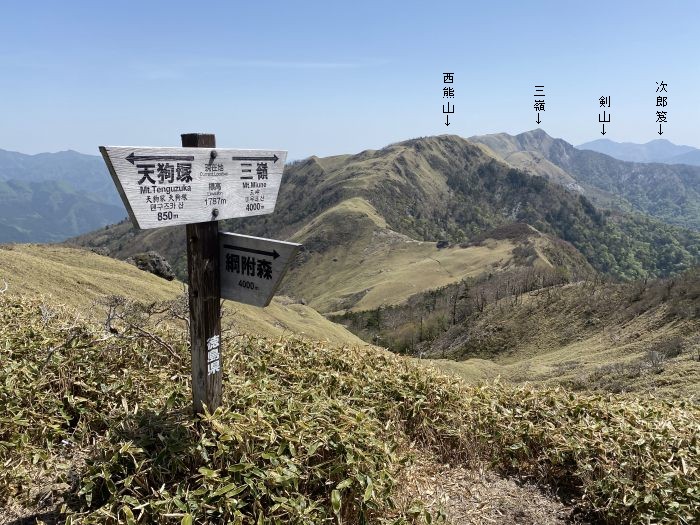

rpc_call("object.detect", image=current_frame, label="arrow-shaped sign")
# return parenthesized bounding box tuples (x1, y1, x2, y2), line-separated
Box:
(223, 244, 280, 259)
(100, 146, 287, 229)
(126, 152, 195, 165)
(219, 232, 301, 307)
(232, 154, 279, 163)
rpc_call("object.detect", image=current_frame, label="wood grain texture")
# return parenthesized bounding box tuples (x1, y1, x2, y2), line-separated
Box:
(99, 144, 287, 229)
(183, 133, 222, 415)
(219, 232, 302, 307)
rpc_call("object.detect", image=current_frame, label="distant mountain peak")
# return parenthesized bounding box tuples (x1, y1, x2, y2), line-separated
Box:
(576, 137, 698, 164)
(518, 128, 553, 139)
(469, 129, 700, 232)
(0, 147, 97, 159)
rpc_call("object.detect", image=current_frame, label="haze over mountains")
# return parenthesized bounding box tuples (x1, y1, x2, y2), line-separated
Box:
(0, 148, 124, 242)
(3, 130, 699, 245)
(577, 137, 700, 165)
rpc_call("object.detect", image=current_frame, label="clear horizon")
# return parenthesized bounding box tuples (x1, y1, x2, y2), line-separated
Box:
(2, 1, 700, 158)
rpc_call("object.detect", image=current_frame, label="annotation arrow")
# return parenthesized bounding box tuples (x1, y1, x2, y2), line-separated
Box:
(126, 152, 195, 165)
(445, 114, 450, 127)
(601, 123, 606, 135)
(536, 112, 541, 125)
(232, 154, 279, 163)
(658, 124, 664, 136)
(223, 244, 280, 259)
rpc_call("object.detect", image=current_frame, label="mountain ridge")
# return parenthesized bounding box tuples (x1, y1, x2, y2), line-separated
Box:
(576, 138, 699, 164)
(4, 144, 700, 525)
(0, 148, 125, 242)
(470, 130, 700, 231)
(71, 133, 699, 313)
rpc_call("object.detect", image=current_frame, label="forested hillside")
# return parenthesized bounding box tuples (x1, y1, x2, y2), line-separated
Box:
(472, 130, 700, 231)
(72, 135, 699, 283)
(0, 149, 124, 242)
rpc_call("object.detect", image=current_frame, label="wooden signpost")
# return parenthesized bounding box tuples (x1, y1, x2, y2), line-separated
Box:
(100, 134, 297, 415)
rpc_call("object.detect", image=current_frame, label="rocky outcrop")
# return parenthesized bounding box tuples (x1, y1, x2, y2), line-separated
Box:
(126, 251, 176, 281)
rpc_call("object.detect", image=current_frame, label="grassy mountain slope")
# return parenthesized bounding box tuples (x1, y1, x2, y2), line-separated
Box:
(472, 130, 700, 231)
(330, 252, 699, 398)
(291, 217, 515, 314)
(428, 270, 700, 398)
(292, 211, 596, 314)
(0, 244, 364, 346)
(72, 135, 699, 296)
(2, 291, 699, 524)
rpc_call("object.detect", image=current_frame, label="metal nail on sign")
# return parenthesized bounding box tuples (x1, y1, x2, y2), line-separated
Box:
(99, 146, 287, 229)
(219, 232, 301, 307)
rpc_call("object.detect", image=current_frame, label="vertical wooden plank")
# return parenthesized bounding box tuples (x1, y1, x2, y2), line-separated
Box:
(182, 133, 222, 415)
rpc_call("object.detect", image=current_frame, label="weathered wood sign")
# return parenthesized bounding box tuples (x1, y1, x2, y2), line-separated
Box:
(99, 146, 287, 229)
(100, 133, 301, 417)
(219, 232, 301, 307)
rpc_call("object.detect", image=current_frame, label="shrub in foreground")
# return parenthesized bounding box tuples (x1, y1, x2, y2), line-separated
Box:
(1, 296, 698, 523)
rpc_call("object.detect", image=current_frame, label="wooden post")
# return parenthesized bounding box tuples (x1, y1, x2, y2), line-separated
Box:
(182, 133, 222, 415)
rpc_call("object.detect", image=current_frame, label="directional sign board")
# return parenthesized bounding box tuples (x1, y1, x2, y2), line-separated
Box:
(219, 232, 301, 307)
(100, 146, 287, 229)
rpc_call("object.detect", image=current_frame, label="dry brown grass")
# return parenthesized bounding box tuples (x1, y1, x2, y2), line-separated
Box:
(393, 449, 584, 525)
(0, 243, 364, 347)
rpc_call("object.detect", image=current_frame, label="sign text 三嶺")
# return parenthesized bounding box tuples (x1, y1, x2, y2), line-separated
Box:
(100, 146, 287, 229)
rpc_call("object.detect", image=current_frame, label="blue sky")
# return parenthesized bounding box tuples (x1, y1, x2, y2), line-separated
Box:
(2, 1, 699, 158)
